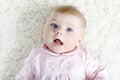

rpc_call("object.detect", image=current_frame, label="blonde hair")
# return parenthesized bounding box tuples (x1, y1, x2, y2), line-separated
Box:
(48, 5, 86, 28)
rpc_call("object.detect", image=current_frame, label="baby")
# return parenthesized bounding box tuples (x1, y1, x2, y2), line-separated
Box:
(16, 5, 109, 80)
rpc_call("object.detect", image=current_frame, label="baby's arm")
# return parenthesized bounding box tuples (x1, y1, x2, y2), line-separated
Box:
(16, 49, 37, 80)
(84, 54, 109, 80)
(85, 59, 109, 80)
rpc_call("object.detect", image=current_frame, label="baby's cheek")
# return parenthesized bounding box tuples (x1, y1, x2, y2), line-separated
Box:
(45, 31, 53, 37)
(69, 36, 78, 42)
(72, 37, 80, 46)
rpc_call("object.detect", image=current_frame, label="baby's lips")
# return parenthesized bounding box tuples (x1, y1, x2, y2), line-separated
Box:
(54, 39, 63, 45)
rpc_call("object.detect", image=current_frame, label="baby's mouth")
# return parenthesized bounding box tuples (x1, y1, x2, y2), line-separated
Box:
(54, 39, 63, 45)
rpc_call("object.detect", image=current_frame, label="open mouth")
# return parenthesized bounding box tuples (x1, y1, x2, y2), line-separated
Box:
(54, 39, 63, 45)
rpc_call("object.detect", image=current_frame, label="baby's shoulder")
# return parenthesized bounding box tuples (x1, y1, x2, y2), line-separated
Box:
(28, 48, 42, 58)
(30, 47, 43, 56)
(24, 47, 42, 63)
(78, 48, 90, 59)
(33, 47, 42, 53)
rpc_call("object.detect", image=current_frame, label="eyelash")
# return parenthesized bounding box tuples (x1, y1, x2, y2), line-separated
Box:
(66, 27, 73, 32)
(50, 23, 58, 29)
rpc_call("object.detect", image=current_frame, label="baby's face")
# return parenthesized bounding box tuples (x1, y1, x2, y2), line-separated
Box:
(43, 12, 84, 54)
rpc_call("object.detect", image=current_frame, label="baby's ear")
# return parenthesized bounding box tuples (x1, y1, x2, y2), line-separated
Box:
(77, 35, 84, 46)
(80, 34, 84, 40)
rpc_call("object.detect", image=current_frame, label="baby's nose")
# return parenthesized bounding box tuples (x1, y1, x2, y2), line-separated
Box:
(56, 29, 64, 35)
(56, 31, 62, 35)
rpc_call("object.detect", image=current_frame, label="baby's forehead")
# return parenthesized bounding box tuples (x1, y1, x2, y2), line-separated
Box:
(47, 11, 82, 21)
(47, 11, 85, 27)
(48, 11, 79, 17)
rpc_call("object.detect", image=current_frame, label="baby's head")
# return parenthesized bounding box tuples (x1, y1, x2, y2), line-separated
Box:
(42, 5, 86, 54)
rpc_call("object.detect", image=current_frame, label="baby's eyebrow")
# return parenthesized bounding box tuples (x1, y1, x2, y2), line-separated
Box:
(67, 23, 76, 27)
(50, 18, 57, 22)
(49, 20, 57, 23)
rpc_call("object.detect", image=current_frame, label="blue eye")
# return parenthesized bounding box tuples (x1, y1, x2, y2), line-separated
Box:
(50, 23, 58, 29)
(66, 27, 73, 32)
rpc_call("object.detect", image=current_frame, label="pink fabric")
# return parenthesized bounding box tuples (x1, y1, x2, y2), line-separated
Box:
(16, 45, 109, 80)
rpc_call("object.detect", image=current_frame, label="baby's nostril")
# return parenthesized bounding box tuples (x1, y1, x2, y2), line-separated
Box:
(56, 31, 59, 34)
(56, 31, 62, 35)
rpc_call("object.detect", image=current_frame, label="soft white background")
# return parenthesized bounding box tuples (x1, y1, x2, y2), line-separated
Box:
(0, 0, 120, 80)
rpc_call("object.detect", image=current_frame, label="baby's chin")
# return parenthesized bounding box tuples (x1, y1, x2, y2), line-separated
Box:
(49, 48, 66, 54)
(49, 47, 76, 54)
(45, 43, 77, 54)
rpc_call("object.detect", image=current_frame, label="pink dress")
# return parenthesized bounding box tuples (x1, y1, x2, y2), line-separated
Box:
(16, 45, 109, 80)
